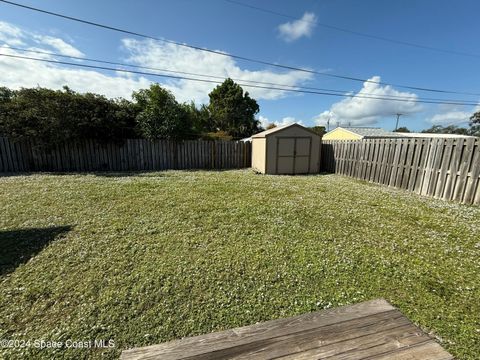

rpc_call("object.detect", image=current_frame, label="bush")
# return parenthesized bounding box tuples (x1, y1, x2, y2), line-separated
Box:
(0, 86, 137, 147)
(133, 84, 192, 140)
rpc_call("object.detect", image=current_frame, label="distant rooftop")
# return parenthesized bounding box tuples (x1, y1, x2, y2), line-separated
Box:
(402, 132, 476, 139)
(340, 127, 402, 138)
(331, 126, 476, 139)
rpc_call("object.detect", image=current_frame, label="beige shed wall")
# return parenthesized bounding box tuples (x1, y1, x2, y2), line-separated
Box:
(251, 138, 266, 173)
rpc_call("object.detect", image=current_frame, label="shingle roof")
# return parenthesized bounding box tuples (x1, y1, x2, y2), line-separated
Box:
(341, 127, 402, 138)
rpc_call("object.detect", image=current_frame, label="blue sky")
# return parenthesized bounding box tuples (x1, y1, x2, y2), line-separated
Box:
(0, 0, 479, 131)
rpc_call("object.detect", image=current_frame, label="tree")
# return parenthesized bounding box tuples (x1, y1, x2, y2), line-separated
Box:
(207, 79, 261, 138)
(0, 86, 137, 147)
(394, 126, 410, 133)
(309, 126, 326, 137)
(469, 112, 480, 137)
(421, 125, 470, 135)
(181, 101, 212, 137)
(0, 86, 14, 102)
(133, 84, 191, 140)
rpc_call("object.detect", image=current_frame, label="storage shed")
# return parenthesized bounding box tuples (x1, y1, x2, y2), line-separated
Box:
(251, 123, 321, 174)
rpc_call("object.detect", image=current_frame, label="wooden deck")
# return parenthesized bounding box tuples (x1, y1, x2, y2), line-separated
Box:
(120, 299, 453, 360)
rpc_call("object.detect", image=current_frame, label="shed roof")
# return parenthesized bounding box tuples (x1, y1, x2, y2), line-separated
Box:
(252, 123, 320, 138)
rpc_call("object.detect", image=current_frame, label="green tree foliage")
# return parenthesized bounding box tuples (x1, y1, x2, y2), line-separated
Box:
(394, 126, 411, 133)
(181, 101, 212, 137)
(309, 126, 326, 137)
(0, 86, 137, 147)
(133, 84, 191, 140)
(421, 125, 470, 135)
(0, 81, 265, 144)
(207, 79, 261, 138)
(469, 112, 480, 137)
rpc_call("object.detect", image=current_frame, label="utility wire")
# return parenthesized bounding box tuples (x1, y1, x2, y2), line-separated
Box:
(1, 0, 479, 97)
(224, 0, 480, 59)
(3, 44, 476, 104)
(1, 52, 479, 106)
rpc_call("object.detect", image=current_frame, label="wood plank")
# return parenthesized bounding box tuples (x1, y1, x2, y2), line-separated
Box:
(378, 139, 390, 185)
(443, 138, 464, 201)
(370, 139, 381, 182)
(388, 139, 402, 187)
(121, 299, 394, 360)
(273, 324, 429, 360)
(395, 139, 408, 188)
(414, 139, 428, 194)
(401, 139, 415, 189)
(453, 138, 475, 202)
(121, 299, 452, 360)
(360, 140, 367, 180)
(463, 139, 480, 204)
(3, 137, 15, 172)
(433, 139, 453, 198)
(0, 137, 7, 172)
(407, 139, 420, 191)
(427, 139, 445, 196)
(181, 311, 411, 360)
(420, 139, 436, 195)
(368, 341, 453, 360)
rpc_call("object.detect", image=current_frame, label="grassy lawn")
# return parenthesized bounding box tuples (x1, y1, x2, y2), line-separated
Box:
(0, 170, 479, 359)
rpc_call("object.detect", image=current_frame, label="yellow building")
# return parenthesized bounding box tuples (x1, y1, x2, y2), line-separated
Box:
(323, 127, 401, 140)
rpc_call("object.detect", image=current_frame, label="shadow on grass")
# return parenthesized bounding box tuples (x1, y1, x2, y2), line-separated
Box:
(0, 171, 166, 178)
(0, 225, 72, 276)
(0, 169, 250, 178)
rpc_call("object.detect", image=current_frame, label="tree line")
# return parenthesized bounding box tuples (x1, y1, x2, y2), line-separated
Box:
(394, 118, 480, 136)
(0, 79, 263, 147)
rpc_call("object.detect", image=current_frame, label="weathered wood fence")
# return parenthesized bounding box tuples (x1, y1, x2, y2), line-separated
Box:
(322, 137, 480, 205)
(0, 137, 251, 172)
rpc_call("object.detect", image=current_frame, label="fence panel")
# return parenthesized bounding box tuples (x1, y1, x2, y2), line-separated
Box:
(0, 137, 252, 173)
(322, 138, 479, 205)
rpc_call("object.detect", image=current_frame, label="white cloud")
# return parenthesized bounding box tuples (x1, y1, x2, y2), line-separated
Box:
(259, 115, 304, 128)
(0, 21, 84, 57)
(0, 45, 151, 98)
(0, 22, 26, 46)
(427, 104, 479, 126)
(121, 39, 313, 103)
(33, 35, 84, 57)
(314, 76, 422, 127)
(0, 20, 313, 102)
(278, 12, 317, 42)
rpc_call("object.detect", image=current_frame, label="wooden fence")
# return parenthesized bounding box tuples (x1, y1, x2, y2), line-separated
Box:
(322, 137, 480, 205)
(0, 137, 251, 172)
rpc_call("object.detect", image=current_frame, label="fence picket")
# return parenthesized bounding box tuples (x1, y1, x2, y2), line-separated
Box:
(322, 138, 479, 205)
(0, 137, 251, 175)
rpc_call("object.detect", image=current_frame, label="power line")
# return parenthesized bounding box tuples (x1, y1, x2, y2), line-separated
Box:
(224, 0, 480, 59)
(1, 0, 479, 97)
(3, 44, 476, 104)
(1, 52, 479, 106)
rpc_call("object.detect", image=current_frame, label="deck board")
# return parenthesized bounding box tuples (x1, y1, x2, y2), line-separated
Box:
(120, 299, 452, 360)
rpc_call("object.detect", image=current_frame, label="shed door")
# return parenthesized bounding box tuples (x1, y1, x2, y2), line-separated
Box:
(294, 138, 311, 174)
(276, 137, 311, 174)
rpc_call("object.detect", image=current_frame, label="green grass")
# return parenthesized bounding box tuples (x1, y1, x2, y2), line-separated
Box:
(0, 170, 479, 359)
